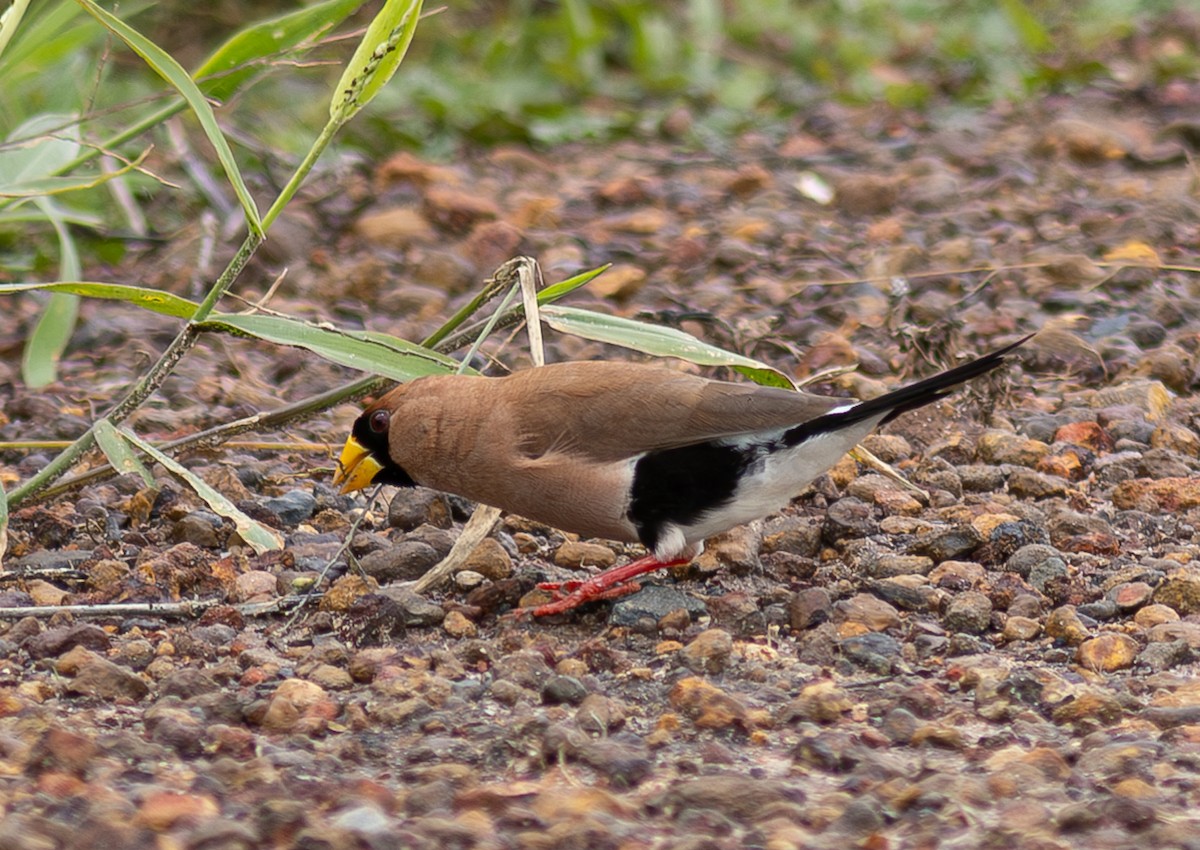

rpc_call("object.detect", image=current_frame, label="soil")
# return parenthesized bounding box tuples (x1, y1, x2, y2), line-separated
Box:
(3, 82, 1200, 849)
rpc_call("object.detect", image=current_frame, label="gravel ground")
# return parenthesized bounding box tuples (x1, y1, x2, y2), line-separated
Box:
(2, 82, 1200, 849)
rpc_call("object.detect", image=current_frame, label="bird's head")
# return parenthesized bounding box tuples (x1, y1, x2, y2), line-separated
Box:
(332, 401, 416, 493)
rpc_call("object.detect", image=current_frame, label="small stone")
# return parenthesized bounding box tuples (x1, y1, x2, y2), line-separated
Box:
(1113, 478, 1200, 512)
(839, 632, 900, 673)
(977, 431, 1050, 467)
(1108, 581, 1153, 612)
(789, 588, 833, 630)
(782, 681, 853, 724)
(542, 675, 588, 706)
(1054, 421, 1115, 452)
(442, 610, 477, 639)
(928, 560, 986, 589)
(388, 488, 453, 531)
(1151, 423, 1200, 457)
(960, 465, 1006, 492)
(65, 655, 150, 701)
(1137, 640, 1191, 671)
(24, 624, 110, 660)
(1003, 616, 1041, 641)
(858, 434, 912, 462)
(1007, 470, 1071, 499)
(668, 677, 748, 730)
(462, 538, 511, 579)
(1153, 568, 1200, 615)
(870, 554, 934, 577)
(554, 541, 617, 570)
(1044, 606, 1090, 645)
(943, 592, 993, 635)
(171, 510, 223, 547)
(366, 586, 444, 627)
(1134, 603, 1179, 627)
(359, 541, 441, 583)
(260, 490, 316, 526)
(234, 570, 277, 602)
(1076, 633, 1140, 671)
(822, 497, 878, 543)
(575, 694, 625, 734)
(1005, 544, 1064, 579)
(355, 207, 435, 248)
(907, 525, 982, 562)
(680, 629, 733, 674)
(832, 593, 901, 633)
(609, 585, 706, 626)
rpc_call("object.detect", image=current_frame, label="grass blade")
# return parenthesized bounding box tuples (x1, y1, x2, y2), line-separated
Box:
(93, 420, 155, 488)
(21, 196, 81, 387)
(330, 0, 422, 123)
(74, 0, 263, 234)
(201, 313, 467, 380)
(0, 281, 200, 318)
(540, 304, 794, 388)
(118, 428, 284, 554)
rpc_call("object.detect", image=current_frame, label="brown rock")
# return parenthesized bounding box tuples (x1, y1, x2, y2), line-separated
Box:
(680, 629, 734, 674)
(1152, 568, 1200, 615)
(442, 610, 478, 639)
(590, 263, 647, 301)
(832, 593, 901, 633)
(319, 574, 379, 612)
(1054, 421, 1115, 452)
(355, 207, 435, 248)
(977, 431, 1050, 467)
(65, 656, 150, 701)
(782, 680, 852, 724)
(1151, 423, 1200, 457)
(135, 791, 219, 830)
(1076, 633, 1140, 671)
(1109, 581, 1153, 612)
(554, 541, 617, 570)
(1113, 478, 1200, 512)
(234, 570, 277, 603)
(1044, 606, 1090, 645)
(463, 538, 512, 580)
(668, 677, 749, 729)
(1134, 603, 1180, 628)
(422, 187, 498, 232)
(789, 588, 832, 630)
(1003, 615, 1041, 641)
(575, 694, 626, 734)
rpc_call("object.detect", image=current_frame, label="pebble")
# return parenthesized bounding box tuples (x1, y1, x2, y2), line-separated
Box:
(1114, 477, 1200, 512)
(1003, 615, 1041, 641)
(1076, 632, 1140, 671)
(542, 675, 588, 706)
(907, 524, 982, 562)
(462, 538, 512, 579)
(171, 510, 224, 547)
(442, 610, 477, 638)
(609, 585, 706, 626)
(1152, 568, 1200, 615)
(789, 588, 833, 630)
(680, 629, 734, 674)
(822, 497, 879, 543)
(977, 431, 1050, 467)
(260, 490, 316, 526)
(832, 593, 901, 633)
(388, 488, 453, 531)
(839, 632, 900, 673)
(943, 591, 993, 635)
(1007, 470, 1071, 499)
(668, 677, 748, 730)
(575, 694, 626, 734)
(553, 540, 617, 569)
(1044, 606, 1090, 645)
(359, 541, 441, 583)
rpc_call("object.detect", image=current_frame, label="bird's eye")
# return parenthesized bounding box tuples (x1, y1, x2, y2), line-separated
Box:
(369, 410, 389, 434)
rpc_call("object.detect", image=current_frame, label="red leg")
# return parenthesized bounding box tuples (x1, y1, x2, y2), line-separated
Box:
(518, 552, 693, 618)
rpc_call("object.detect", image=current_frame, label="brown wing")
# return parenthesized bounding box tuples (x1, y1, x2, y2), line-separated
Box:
(485, 361, 847, 462)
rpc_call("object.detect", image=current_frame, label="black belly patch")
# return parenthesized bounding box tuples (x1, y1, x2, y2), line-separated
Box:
(627, 441, 763, 551)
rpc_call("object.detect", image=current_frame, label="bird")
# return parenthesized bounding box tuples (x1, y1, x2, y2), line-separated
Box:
(333, 335, 1029, 617)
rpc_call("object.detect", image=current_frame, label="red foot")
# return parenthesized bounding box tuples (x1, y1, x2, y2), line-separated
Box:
(513, 553, 692, 618)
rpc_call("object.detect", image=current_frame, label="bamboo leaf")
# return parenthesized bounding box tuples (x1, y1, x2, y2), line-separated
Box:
(0, 281, 199, 318)
(74, 0, 263, 234)
(536, 264, 612, 305)
(194, 0, 366, 101)
(330, 0, 422, 123)
(200, 313, 468, 380)
(540, 304, 794, 388)
(93, 420, 156, 488)
(117, 428, 284, 554)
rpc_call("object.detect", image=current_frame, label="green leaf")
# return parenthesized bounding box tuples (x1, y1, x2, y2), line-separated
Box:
(999, 0, 1052, 53)
(0, 113, 81, 196)
(540, 304, 794, 388)
(93, 420, 156, 488)
(199, 313, 468, 381)
(21, 195, 82, 387)
(194, 0, 366, 101)
(535, 264, 612, 305)
(74, 0, 263, 235)
(117, 428, 284, 555)
(330, 0, 422, 123)
(0, 281, 199, 318)
(0, 147, 150, 198)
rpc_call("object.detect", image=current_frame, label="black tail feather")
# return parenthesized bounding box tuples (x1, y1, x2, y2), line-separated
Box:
(783, 334, 1031, 448)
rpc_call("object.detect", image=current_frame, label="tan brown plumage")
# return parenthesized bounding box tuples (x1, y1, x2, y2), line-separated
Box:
(334, 337, 1028, 616)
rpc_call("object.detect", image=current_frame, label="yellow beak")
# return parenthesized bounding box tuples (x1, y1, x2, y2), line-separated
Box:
(332, 436, 384, 494)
